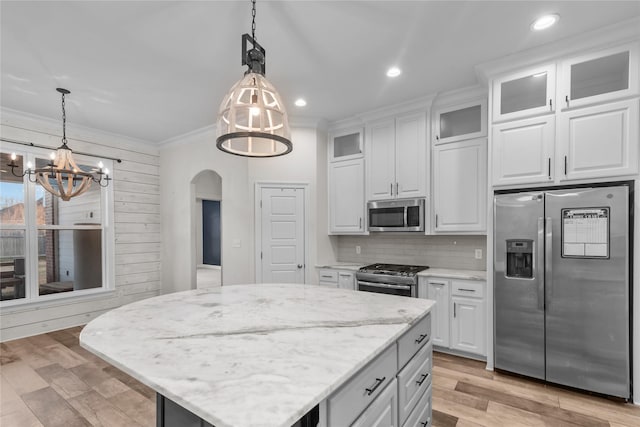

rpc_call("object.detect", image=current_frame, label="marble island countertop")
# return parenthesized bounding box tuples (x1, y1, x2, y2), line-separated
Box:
(80, 283, 434, 427)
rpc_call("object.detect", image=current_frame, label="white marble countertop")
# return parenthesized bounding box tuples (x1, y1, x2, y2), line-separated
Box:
(80, 283, 434, 427)
(417, 268, 487, 281)
(315, 263, 365, 271)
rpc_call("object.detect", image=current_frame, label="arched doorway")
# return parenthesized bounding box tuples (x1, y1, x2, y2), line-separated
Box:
(191, 170, 222, 288)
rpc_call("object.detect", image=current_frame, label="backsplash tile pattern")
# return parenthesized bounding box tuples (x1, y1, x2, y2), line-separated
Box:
(337, 234, 487, 270)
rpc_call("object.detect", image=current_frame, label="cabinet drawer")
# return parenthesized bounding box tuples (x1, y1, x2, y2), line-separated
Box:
(398, 342, 432, 425)
(451, 280, 484, 298)
(398, 313, 431, 369)
(403, 383, 432, 427)
(318, 269, 338, 283)
(328, 344, 398, 427)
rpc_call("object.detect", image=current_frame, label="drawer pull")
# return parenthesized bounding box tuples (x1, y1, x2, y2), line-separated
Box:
(458, 288, 475, 292)
(420, 417, 432, 427)
(365, 377, 386, 396)
(416, 373, 430, 386)
(415, 334, 428, 344)
(321, 275, 333, 279)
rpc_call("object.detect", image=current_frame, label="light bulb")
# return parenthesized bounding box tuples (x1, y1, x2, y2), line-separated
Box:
(104, 168, 109, 176)
(250, 107, 261, 116)
(26, 161, 33, 170)
(98, 161, 104, 169)
(531, 14, 559, 31)
(10, 152, 16, 161)
(49, 152, 56, 160)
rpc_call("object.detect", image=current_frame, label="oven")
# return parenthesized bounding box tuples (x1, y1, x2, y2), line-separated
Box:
(357, 280, 415, 297)
(355, 263, 428, 298)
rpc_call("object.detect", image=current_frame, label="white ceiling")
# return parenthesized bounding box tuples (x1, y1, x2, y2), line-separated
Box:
(2, 1, 639, 144)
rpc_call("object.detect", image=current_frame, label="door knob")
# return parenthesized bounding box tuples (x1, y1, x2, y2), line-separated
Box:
(297, 264, 303, 269)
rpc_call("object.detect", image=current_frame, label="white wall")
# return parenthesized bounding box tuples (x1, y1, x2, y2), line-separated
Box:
(160, 127, 252, 293)
(0, 109, 161, 341)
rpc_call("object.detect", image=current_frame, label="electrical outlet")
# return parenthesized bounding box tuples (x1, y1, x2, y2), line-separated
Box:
(475, 249, 482, 259)
(355, 245, 361, 254)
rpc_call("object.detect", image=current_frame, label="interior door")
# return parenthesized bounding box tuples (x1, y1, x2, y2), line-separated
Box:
(260, 187, 305, 284)
(494, 192, 545, 379)
(545, 186, 630, 398)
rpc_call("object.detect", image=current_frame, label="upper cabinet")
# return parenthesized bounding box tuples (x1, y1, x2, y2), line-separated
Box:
(329, 128, 364, 162)
(366, 111, 427, 201)
(329, 158, 366, 234)
(492, 63, 556, 122)
(434, 99, 487, 144)
(489, 41, 640, 187)
(559, 42, 639, 110)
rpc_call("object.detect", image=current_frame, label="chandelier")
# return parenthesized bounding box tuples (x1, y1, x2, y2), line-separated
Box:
(8, 88, 111, 201)
(216, 0, 292, 157)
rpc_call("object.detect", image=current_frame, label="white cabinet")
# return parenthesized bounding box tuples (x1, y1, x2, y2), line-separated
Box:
(419, 277, 486, 358)
(559, 42, 639, 110)
(366, 112, 427, 201)
(492, 63, 556, 122)
(329, 128, 364, 162)
(329, 159, 366, 234)
(434, 99, 487, 144)
(338, 271, 355, 290)
(433, 138, 487, 232)
(423, 279, 449, 348)
(451, 297, 485, 355)
(317, 268, 356, 290)
(558, 98, 639, 181)
(491, 115, 555, 186)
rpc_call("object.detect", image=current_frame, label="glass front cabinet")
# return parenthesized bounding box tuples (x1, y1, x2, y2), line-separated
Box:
(329, 128, 364, 162)
(434, 99, 487, 145)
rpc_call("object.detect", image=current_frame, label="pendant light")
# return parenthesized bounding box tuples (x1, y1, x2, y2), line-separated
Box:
(8, 88, 111, 201)
(216, 0, 292, 157)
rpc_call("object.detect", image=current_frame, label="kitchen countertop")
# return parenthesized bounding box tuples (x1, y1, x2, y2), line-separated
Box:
(317, 263, 486, 280)
(80, 283, 434, 427)
(315, 263, 365, 271)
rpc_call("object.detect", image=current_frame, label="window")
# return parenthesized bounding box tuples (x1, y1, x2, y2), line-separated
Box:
(0, 144, 114, 305)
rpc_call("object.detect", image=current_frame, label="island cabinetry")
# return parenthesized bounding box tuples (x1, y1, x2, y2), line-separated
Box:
(432, 137, 487, 232)
(419, 276, 486, 358)
(366, 111, 427, 201)
(328, 158, 366, 234)
(322, 313, 432, 427)
(490, 42, 639, 187)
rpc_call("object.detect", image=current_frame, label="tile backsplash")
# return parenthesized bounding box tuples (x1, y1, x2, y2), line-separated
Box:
(337, 234, 487, 270)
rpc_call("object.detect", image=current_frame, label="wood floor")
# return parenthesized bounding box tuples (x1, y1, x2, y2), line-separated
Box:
(1, 327, 640, 427)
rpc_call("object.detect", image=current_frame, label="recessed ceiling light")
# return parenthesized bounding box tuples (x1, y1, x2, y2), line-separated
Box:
(531, 14, 560, 31)
(386, 67, 402, 78)
(295, 98, 307, 107)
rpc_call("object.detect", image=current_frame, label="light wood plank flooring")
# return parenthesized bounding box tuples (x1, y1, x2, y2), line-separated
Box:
(1, 327, 640, 426)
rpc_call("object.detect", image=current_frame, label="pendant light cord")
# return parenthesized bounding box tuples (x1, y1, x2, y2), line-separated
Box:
(251, 0, 256, 41)
(61, 92, 68, 145)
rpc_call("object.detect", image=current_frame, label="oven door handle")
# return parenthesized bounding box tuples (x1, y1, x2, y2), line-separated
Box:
(357, 281, 412, 291)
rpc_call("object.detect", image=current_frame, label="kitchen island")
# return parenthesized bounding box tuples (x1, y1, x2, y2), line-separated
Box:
(80, 283, 435, 427)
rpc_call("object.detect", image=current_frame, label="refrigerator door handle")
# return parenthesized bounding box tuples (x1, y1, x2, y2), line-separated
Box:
(545, 217, 553, 304)
(537, 217, 545, 311)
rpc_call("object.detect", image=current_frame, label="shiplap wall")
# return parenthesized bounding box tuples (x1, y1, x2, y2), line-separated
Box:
(0, 109, 161, 341)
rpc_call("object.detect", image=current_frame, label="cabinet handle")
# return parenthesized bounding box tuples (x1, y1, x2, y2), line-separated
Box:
(396, 182, 399, 195)
(458, 288, 475, 293)
(565, 95, 569, 106)
(435, 214, 438, 228)
(549, 98, 553, 110)
(359, 217, 362, 228)
(454, 302, 456, 318)
(420, 417, 432, 427)
(416, 373, 430, 386)
(547, 158, 551, 179)
(436, 135, 439, 141)
(415, 333, 428, 344)
(365, 377, 386, 396)
(321, 275, 333, 279)
(564, 155, 568, 175)
(390, 183, 393, 196)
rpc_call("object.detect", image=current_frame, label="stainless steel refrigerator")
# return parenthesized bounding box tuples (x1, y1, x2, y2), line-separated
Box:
(494, 185, 631, 399)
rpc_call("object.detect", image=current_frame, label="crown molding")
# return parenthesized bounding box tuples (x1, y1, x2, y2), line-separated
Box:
(357, 93, 437, 123)
(432, 84, 487, 108)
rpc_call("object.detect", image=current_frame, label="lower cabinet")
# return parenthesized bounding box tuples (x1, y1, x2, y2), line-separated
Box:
(419, 276, 486, 358)
(321, 313, 432, 427)
(317, 268, 355, 290)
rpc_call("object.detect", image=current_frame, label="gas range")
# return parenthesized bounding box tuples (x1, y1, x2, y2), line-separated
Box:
(356, 263, 429, 297)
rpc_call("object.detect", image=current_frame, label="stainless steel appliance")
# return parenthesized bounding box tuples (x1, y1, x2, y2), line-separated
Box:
(368, 198, 425, 232)
(494, 184, 631, 399)
(356, 263, 429, 297)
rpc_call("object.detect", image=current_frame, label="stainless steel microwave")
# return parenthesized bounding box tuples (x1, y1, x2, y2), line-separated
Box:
(368, 198, 425, 232)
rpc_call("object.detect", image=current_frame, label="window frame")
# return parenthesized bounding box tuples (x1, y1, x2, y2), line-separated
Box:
(0, 142, 115, 308)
